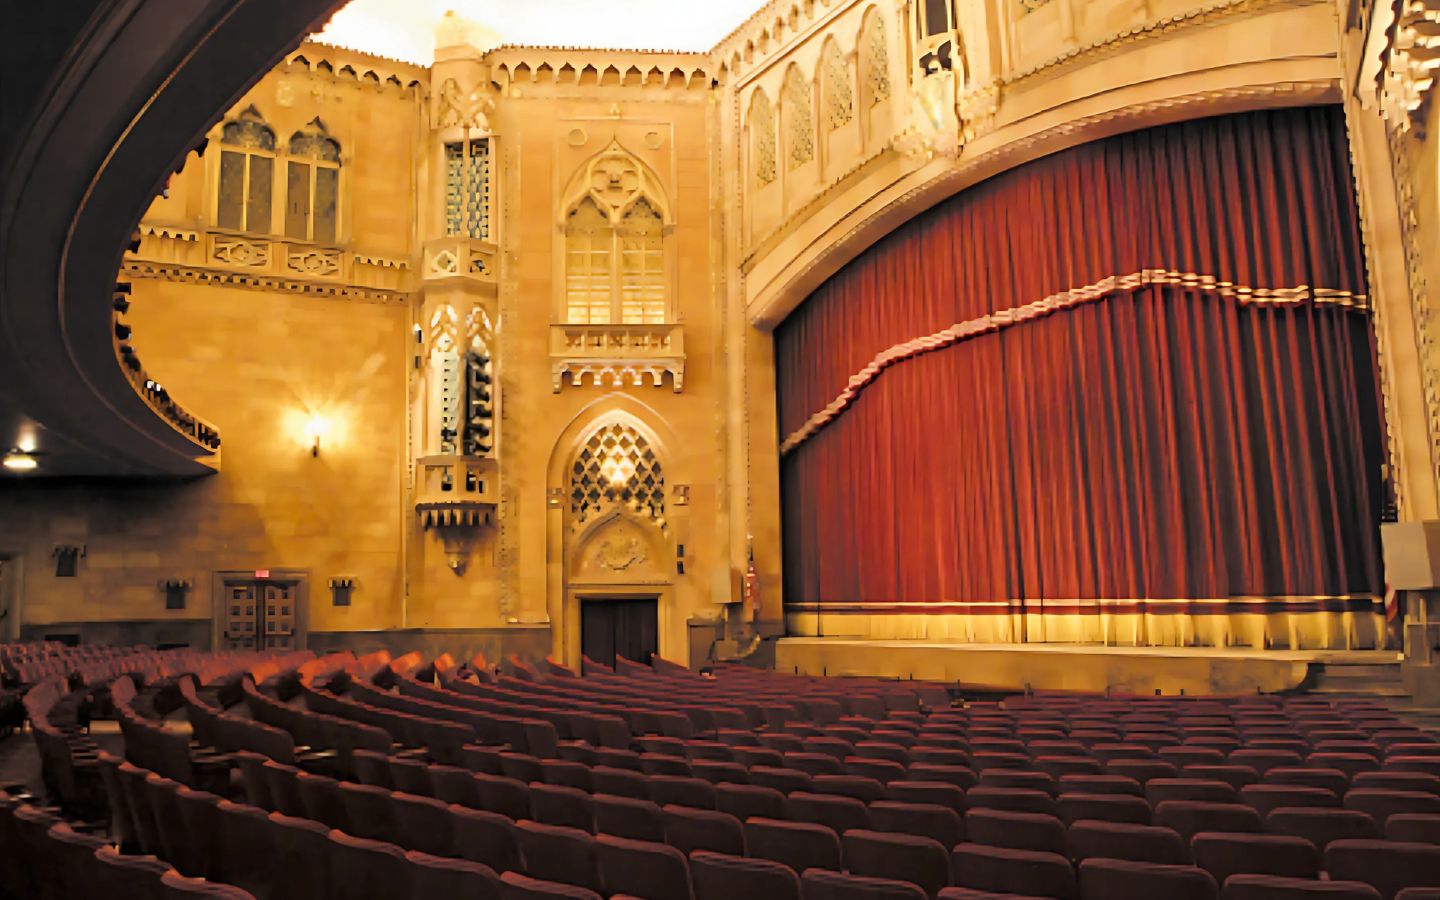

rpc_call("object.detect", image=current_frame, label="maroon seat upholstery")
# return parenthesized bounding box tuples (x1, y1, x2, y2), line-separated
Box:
(405, 850, 502, 897)
(1325, 839, 1440, 899)
(530, 782, 596, 832)
(594, 793, 666, 842)
(1386, 814, 1440, 844)
(843, 829, 950, 898)
(596, 833, 694, 900)
(745, 817, 843, 874)
(963, 808, 1066, 855)
(337, 781, 399, 843)
(1241, 784, 1339, 817)
(1191, 832, 1320, 884)
(476, 773, 533, 821)
(515, 821, 603, 894)
(499, 871, 603, 899)
(1264, 768, 1350, 797)
(788, 791, 871, 834)
(870, 800, 965, 850)
(430, 764, 482, 808)
(978, 770, 1056, 796)
(1181, 766, 1260, 792)
(294, 771, 349, 830)
(965, 787, 1056, 817)
(452, 806, 524, 874)
(1107, 759, 1180, 786)
(751, 766, 817, 795)
(158, 871, 259, 898)
(389, 755, 435, 796)
(801, 868, 929, 900)
(1220, 875, 1382, 899)
(650, 775, 718, 810)
(389, 791, 456, 855)
(1266, 806, 1380, 851)
(662, 804, 746, 855)
(690, 850, 802, 900)
(907, 765, 979, 791)
(325, 830, 410, 900)
(885, 781, 966, 814)
(1147, 779, 1238, 806)
(542, 760, 596, 792)
(1066, 820, 1189, 865)
(1154, 801, 1262, 842)
(1345, 790, 1440, 827)
(266, 812, 333, 900)
(1056, 792, 1151, 825)
(93, 846, 172, 900)
(1353, 773, 1440, 796)
(1057, 774, 1143, 796)
(716, 783, 788, 821)
(592, 766, 649, 800)
(948, 843, 1076, 899)
(1077, 858, 1217, 900)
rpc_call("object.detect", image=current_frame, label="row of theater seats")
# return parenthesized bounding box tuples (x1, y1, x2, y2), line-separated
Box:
(90, 649, 1440, 898)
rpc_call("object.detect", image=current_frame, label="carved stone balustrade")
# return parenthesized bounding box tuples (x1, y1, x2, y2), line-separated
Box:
(414, 453, 498, 573)
(549, 323, 685, 392)
(122, 226, 412, 304)
(422, 236, 498, 295)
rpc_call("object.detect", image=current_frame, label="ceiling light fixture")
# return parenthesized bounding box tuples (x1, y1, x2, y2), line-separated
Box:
(3, 451, 38, 472)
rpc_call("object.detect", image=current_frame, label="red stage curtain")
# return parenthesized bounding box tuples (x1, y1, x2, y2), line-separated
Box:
(776, 107, 1385, 614)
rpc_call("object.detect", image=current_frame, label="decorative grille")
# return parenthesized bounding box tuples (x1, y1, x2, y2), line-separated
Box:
(569, 423, 666, 527)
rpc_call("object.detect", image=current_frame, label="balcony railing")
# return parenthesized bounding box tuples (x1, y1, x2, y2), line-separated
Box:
(549, 323, 686, 392)
(414, 453, 499, 528)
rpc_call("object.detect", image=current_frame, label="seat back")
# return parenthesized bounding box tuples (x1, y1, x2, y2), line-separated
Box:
(948, 843, 1076, 900)
(1066, 820, 1189, 865)
(1076, 858, 1216, 900)
(842, 829, 949, 898)
(450, 805, 524, 874)
(801, 868, 929, 900)
(1191, 832, 1320, 885)
(744, 817, 842, 874)
(596, 833, 694, 900)
(514, 820, 603, 893)
(594, 793, 666, 842)
(662, 804, 745, 856)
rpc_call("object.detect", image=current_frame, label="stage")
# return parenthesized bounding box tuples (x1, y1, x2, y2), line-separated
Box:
(773, 638, 1403, 696)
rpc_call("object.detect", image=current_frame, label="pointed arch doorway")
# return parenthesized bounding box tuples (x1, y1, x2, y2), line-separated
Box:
(548, 400, 682, 668)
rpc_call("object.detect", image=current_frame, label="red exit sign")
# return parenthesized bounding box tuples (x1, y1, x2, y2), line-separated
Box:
(254, 569, 270, 579)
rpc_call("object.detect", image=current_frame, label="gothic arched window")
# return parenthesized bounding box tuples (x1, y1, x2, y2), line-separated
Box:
(215, 107, 276, 234)
(821, 38, 854, 132)
(750, 89, 777, 188)
(860, 8, 892, 108)
(784, 65, 815, 169)
(285, 119, 341, 245)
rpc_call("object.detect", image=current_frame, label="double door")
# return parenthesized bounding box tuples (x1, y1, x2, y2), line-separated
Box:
(221, 580, 299, 651)
(581, 597, 658, 669)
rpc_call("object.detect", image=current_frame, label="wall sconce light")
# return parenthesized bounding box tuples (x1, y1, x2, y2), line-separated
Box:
(159, 578, 192, 610)
(329, 577, 355, 606)
(303, 415, 331, 458)
(53, 545, 85, 577)
(3, 450, 38, 473)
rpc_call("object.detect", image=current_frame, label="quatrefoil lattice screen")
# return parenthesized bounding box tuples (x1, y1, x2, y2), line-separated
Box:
(569, 423, 666, 528)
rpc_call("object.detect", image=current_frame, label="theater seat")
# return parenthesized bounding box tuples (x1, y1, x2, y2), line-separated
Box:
(1066, 820, 1189, 865)
(869, 801, 965, 850)
(1077, 858, 1217, 900)
(324, 831, 410, 900)
(963, 808, 1066, 855)
(1240, 784, 1339, 818)
(1191, 832, 1320, 884)
(158, 871, 258, 898)
(842, 829, 950, 898)
(1221, 875, 1382, 899)
(406, 850, 503, 899)
(1325, 839, 1440, 899)
(716, 783, 788, 822)
(451, 806, 524, 874)
(1266, 807, 1380, 851)
(1057, 792, 1151, 825)
(515, 820, 604, 894)
(885, 781, 966, 814)
(788, 791, 871, 834)
(530, 782, 596, 832)
(1154, 801, 1262, 842)
(596, 834, 694, 900)
(663, 804, 745, 856)
(690, 850, 802, 900)
(745, 817, 843, 874)
(94, 846, 172, 900)
(595, 793, 666, 842)
(499, 871, 603, 900)
(949, 843, 1076, 899)
(800, 868, 928, 900)
(1386, 814, 1440, 844)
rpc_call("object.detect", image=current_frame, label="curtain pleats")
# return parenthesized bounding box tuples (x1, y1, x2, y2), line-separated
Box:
(776, 107, 1386, 614)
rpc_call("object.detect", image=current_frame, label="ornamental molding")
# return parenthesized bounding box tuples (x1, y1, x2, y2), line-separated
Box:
(747, 78, 1338, 326)
(1000, 0, 1322, 87)
(283, 43, 428, 93)
(138, 223, 198, 242)
(779, 269, 1370, 455)
(120, 259, 410, 305)
(1365, 0, 1440, 134)
(487, 49, 709, 90)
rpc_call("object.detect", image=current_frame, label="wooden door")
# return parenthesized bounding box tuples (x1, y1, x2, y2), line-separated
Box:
(581, 598, 658, 669)
(221, 579, 299, 651)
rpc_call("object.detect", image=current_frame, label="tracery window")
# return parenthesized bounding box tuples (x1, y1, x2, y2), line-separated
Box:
(750, 90, 777, 187)
(285, 120, 341, 245)
(444, 137, 491, 240)
(216, 107, 276, 234)
(821, 38, 854, 132)
(562, 145, 669, 325)
(861, 9, 892, 106)
(784, 65, 815, 169)
(570, 423, 666, 527)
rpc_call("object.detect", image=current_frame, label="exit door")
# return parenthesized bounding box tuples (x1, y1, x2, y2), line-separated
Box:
(581, 598, 658, 669)
(221, 580, 299, 651)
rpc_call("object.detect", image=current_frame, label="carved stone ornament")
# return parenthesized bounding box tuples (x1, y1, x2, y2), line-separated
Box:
(438, 77, 496, 131)
(593, 536, 648, 572)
